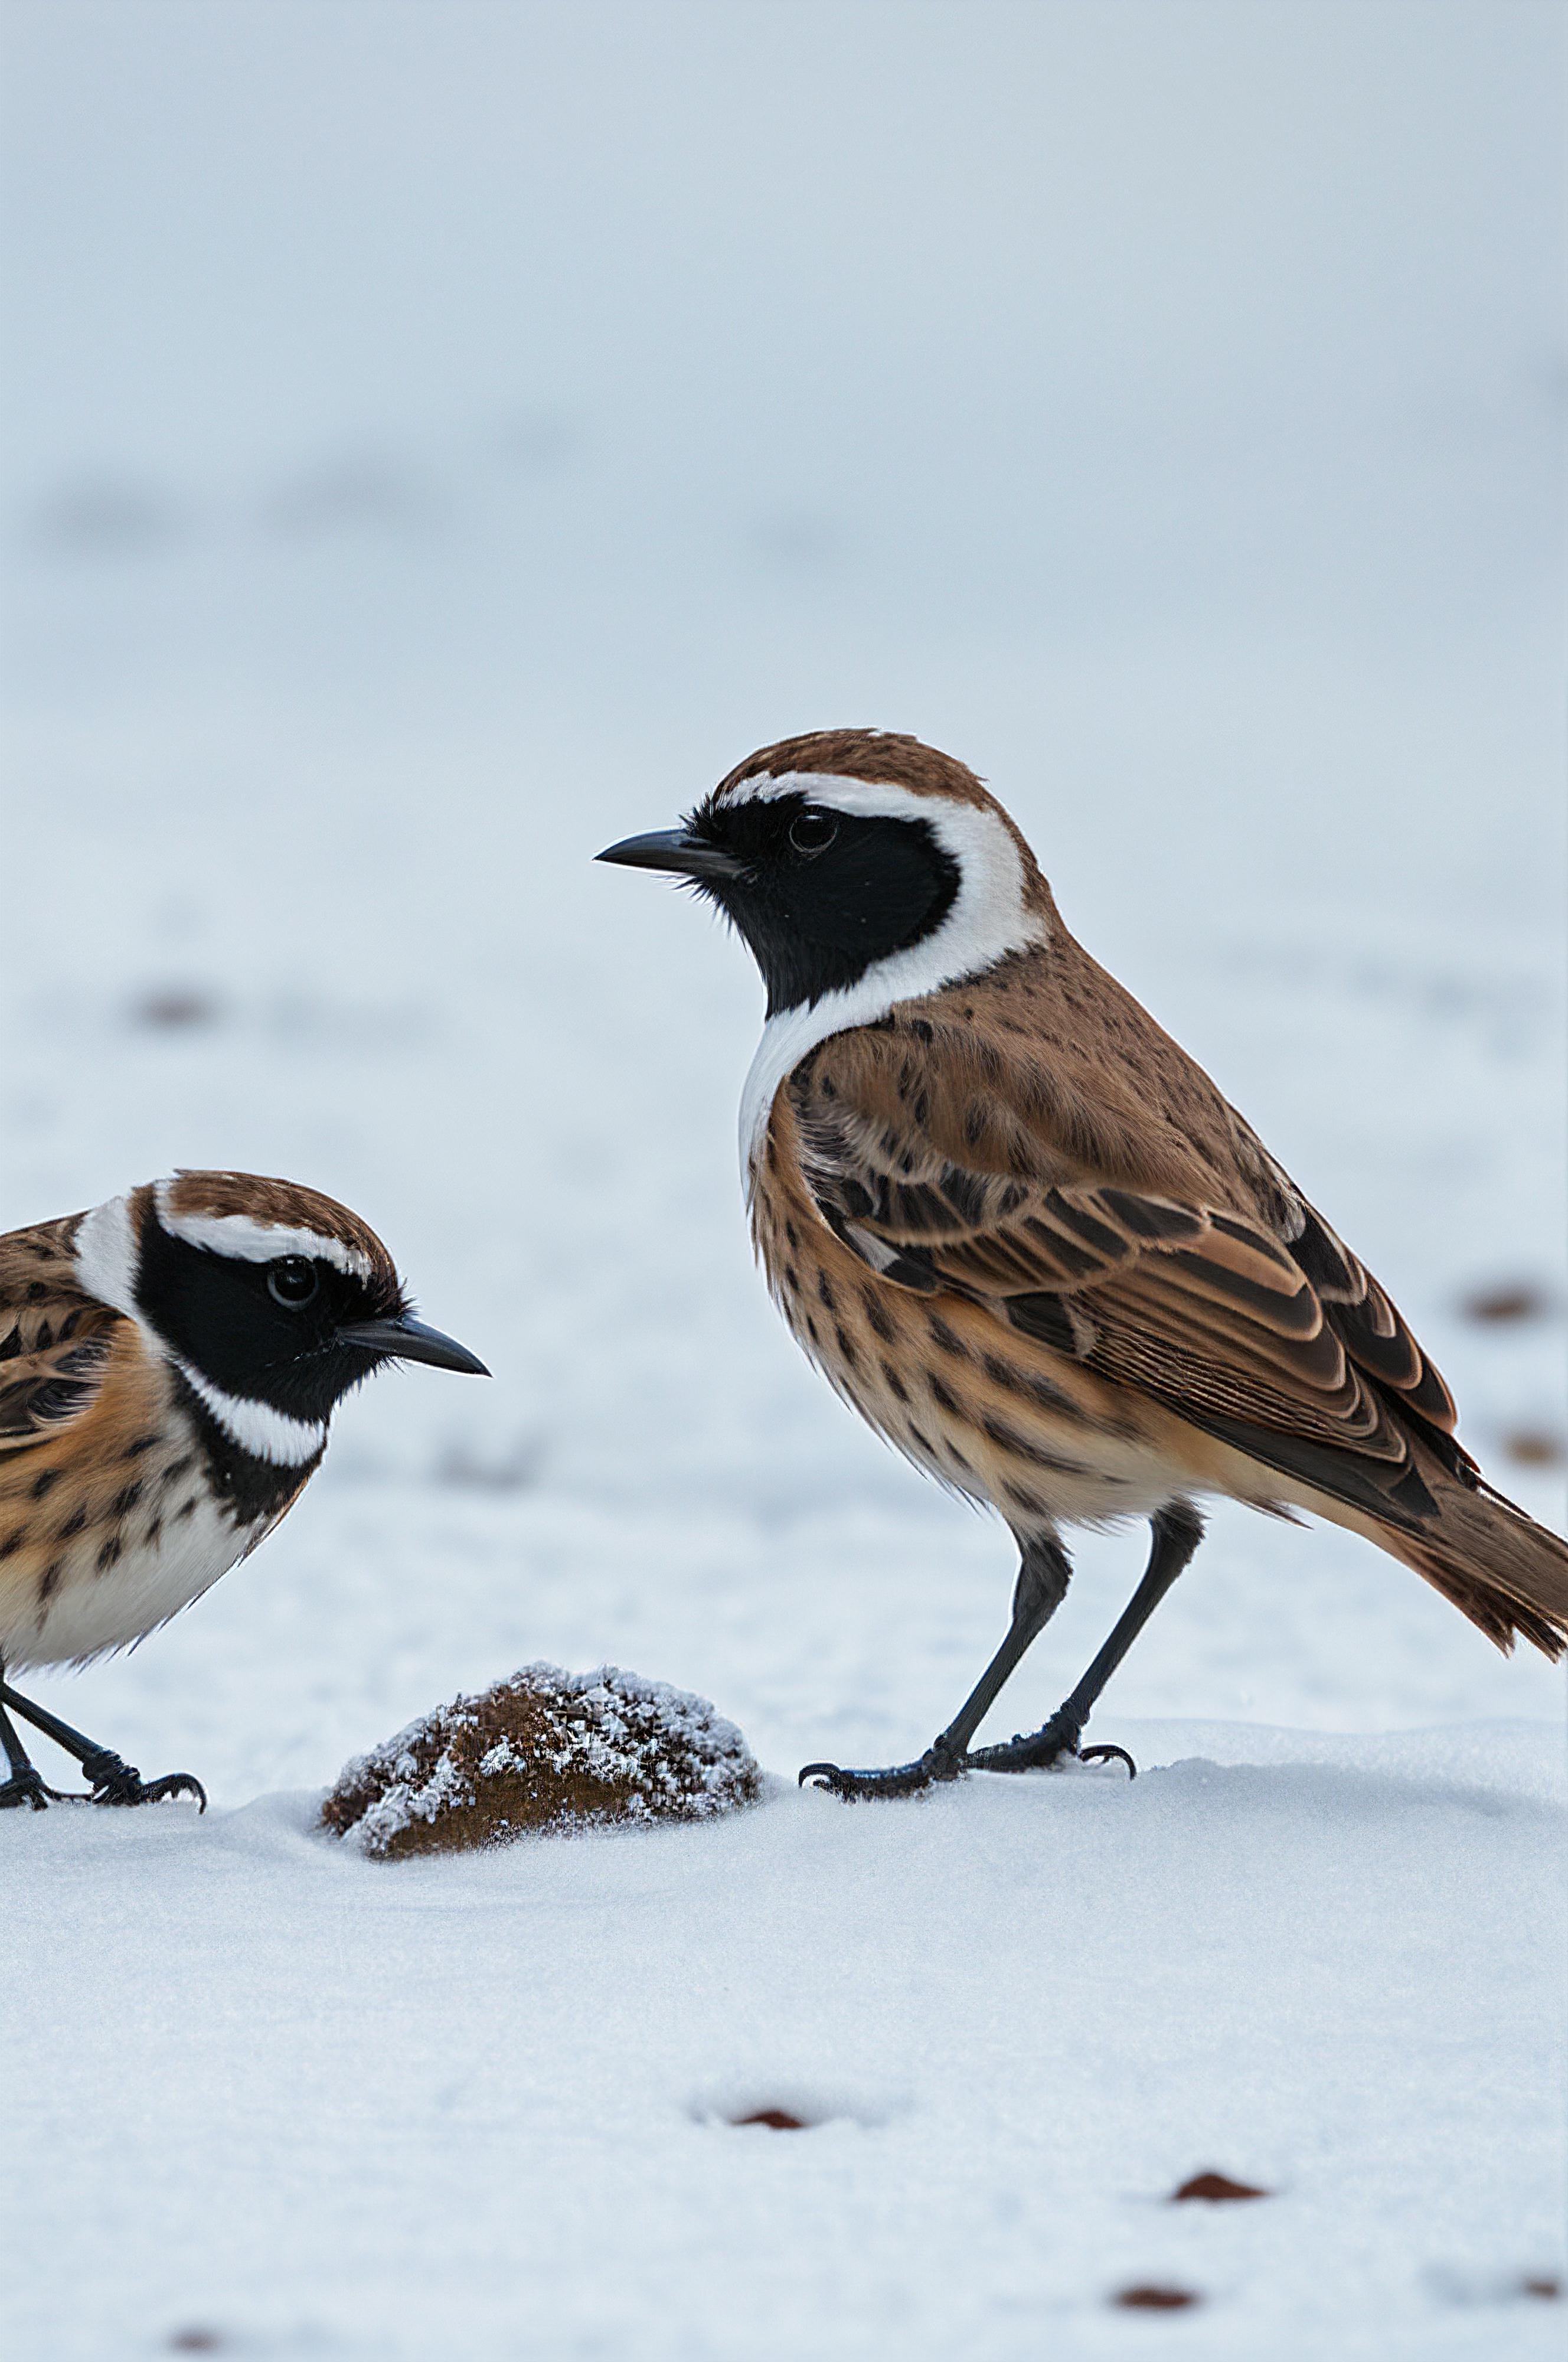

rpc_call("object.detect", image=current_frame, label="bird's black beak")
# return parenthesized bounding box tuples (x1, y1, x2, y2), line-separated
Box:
(336, 1314, 490, 1376)
(595, 827, 746, 882)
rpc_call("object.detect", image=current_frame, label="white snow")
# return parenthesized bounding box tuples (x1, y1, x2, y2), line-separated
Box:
(2, 4, 1565, 2357)
(4, 1727, 1564, 2359)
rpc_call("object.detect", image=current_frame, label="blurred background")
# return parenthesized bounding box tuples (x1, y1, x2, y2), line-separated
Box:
(2, 0, 1564, 1794)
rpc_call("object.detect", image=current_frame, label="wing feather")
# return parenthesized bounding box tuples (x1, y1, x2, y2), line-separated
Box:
(786, 1029, 1470, 1531)
(0, 1217, 120, 1457)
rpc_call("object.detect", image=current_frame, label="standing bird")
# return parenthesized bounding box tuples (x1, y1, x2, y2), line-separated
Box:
(0, 1170, 486, 1809)
(599, 729, 1568, 1797)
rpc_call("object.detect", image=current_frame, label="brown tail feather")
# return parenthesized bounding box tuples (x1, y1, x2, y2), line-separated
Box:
(1392, 1460, 1568, 1659)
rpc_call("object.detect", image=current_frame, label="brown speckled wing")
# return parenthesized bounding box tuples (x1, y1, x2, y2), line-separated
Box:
(0, 1215, 121, 1456)
(786, 1023, 1469, 1538)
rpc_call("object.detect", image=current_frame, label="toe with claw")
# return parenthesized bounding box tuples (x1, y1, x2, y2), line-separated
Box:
(0, 1765, 54, 1810)
(79, 1749, 207, 1810)
(963, 1704, 1084, 1775)
(798, 1740, 966, 1801)
(1078, 1741, 1138, 1777)
(965, 1707, 1138, 1780)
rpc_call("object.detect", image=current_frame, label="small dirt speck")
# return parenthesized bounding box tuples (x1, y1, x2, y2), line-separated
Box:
(1502, 1430, 1564, 1470)
(1172, 2170, 1269, 2203)
(1113, 2285, 1200, 2311)
(168, 2331, 224, 2354)
(1524, 2276, 1561, 2300)
(1463, 1283, 1551, 1326)
(132, 988, 221, 1031)
(731, 2107, 809, 2131)
(435, 1440, 541, 1492)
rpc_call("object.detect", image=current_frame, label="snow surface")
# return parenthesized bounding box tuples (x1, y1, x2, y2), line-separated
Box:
(2, 4, 1566, 2357)
(5, 1725, 1565, 2362)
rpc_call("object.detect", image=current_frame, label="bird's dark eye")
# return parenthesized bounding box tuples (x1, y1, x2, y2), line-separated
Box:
(267, 1257, 319, 1309)
(788, 808, 839, 856)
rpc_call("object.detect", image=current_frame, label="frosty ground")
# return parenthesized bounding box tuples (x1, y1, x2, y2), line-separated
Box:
(5, 8, 1567, 2357)
(2, 645, 1563, 2362)
(6, 1721, 1564, 2362)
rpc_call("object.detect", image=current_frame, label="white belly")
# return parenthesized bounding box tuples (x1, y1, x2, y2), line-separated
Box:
(5, 1489, 258, 1671)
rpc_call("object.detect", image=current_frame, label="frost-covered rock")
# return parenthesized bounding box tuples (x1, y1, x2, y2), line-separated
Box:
(320, 1663, 762, 1859)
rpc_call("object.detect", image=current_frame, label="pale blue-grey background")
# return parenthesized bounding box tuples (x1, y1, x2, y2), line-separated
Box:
(2, 13, 1564, 2352)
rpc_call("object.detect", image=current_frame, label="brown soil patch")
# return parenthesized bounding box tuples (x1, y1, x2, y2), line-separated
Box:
(321, 1664, 760, 1860)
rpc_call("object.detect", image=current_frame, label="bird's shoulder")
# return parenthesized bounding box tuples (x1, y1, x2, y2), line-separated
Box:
(0, 1212, 125, 1454)
(793, 935, 1282, 1215)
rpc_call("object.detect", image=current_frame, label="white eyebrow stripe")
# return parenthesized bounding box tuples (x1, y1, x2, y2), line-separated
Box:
(153, 1189, 373, 1280)
(173, 1360, 328, 1467)
(718, 771, 942, 823)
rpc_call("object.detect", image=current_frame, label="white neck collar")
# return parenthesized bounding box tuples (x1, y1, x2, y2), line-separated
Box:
(175, 1360, 328, 1468)
(731, 774, 1046, 1191)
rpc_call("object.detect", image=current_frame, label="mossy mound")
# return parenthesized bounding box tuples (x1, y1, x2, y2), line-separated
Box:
(321, 1663, 761, 1859)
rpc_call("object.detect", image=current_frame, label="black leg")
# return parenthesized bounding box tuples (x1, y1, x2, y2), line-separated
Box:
(799, 1535, 1073, 1799)
(965, 1502, 1205, 1778)
(0, 1679, 206, 1810)
(0, 1689, 52, 1810)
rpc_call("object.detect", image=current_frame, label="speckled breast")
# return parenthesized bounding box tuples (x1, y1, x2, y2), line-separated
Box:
(0, 1324, 262, 1669)
(749, 1082, 1198, 1536)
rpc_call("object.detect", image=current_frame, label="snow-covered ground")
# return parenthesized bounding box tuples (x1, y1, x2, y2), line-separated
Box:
(7, 1724, 1564, 2362)
(2, 5, 1564, 2356)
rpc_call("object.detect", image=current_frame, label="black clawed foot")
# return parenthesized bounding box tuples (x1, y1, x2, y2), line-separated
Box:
(964, 1714, 1136, 1778)
(798, 1741, 966, 1802)
(79, 1749, 207, 1811)
(961, 1709, 1136, 1778)
(0, 1765, 53, 1810)
(964, 1705, 1083, 1775)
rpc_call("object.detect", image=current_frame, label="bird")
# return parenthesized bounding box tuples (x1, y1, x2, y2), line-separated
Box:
(0, 1170, 488, 1810)
(599, 727, 1568, 1798)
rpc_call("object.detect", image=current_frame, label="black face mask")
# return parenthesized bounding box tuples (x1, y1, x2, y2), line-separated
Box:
(135, 1221, 400, 1424)
(682, 795, 962, 1016)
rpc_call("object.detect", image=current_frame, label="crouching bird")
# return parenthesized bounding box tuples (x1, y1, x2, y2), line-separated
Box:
(0, 1171, 487, 1808)
(600, 729, 1568, 1797)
